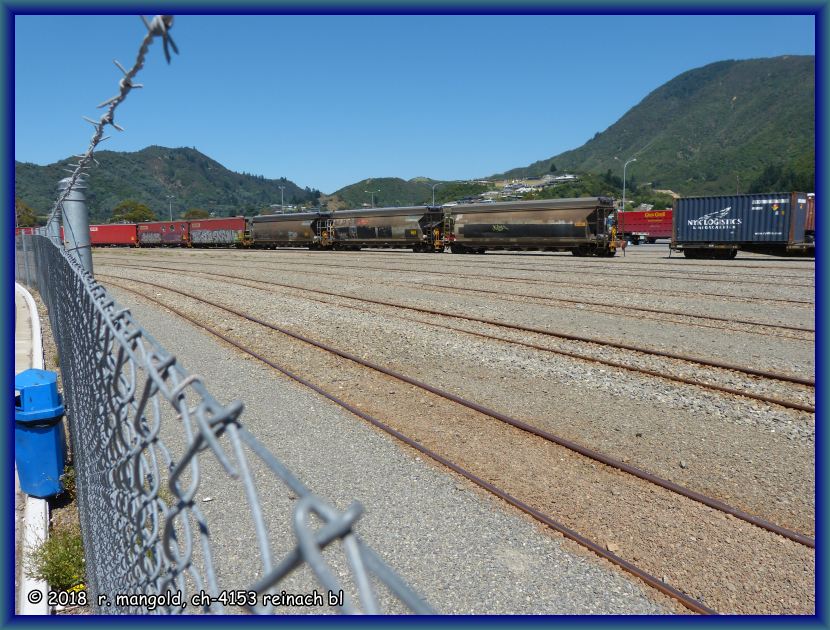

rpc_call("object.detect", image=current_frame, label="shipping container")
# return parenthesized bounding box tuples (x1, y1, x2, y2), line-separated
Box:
(617, 209, 672, 244)
(672, 192, 813, 258)
(137, 220, 190, 246)
(188, 216, 246, 247)
(89, 223, 138, 247)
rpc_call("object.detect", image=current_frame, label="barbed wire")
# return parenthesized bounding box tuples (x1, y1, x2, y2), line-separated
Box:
(46, 15, 178, 235)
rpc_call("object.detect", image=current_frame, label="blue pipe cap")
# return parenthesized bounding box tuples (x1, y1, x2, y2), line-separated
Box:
(14, 369, 64, 423)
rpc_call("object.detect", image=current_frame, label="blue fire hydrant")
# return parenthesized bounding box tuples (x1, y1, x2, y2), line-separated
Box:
(14, 369, 66, 497)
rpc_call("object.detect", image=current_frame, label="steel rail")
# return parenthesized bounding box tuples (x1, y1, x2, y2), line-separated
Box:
(100, 273, 815, 547)
(406, 282, 814, 337)
(99, 263, 814, 412)
(314, 251, 816, 279)
(293, 259, 815, 289)
(306, 249, 815, 273)
(93, 253, 814, 307)
(104, 279, 718, 616)
(101, 255, 814, 334)
(97, 260, 815, 388)
(183, 255, 819, 305)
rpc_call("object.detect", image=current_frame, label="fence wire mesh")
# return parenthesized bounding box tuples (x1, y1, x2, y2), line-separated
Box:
(15, 235, 433, 615)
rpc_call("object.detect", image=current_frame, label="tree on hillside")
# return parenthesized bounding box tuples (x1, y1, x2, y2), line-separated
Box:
(15, 198, 39, 227)
(110, 200, 156, 223)
(548, 163, 557, 173)
(183, 208, 210, 219)
(748, 159, 815, 193)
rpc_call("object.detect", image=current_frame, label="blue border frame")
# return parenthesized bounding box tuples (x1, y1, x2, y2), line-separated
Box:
(3, 2, 824, 627)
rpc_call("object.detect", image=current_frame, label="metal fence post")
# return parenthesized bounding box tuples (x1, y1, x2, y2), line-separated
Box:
(59, 177, 93, 275)
(21, 234, 32, 288)
(46, 211, 61, 246)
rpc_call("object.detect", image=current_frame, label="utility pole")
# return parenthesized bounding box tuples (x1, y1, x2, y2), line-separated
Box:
(365, 189, 379, 208)
(166, 194, 175, 221)
(432, 183, 440, 206)
(279, 185, 285, 212)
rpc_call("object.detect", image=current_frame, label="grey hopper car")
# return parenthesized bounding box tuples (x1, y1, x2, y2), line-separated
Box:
(250, 212, 332, 248)
(448, 197, 617, 256)
(329, 206, 445, 252)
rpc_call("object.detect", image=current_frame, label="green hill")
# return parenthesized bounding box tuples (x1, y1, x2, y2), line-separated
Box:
(15, 145, 319, 223)
(495, 56, 815, 196)
(324, 177, 492, 209)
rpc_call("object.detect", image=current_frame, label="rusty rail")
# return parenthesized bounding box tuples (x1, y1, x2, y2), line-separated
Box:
(104, 279, 719, 615)
(99, 273, 815, 548)
(97, 260, 815, 390)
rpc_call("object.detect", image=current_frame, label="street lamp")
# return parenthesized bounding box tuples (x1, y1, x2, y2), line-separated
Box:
(166, 194, 175, 221)
(278, 185, 285, 212)
(432, 183, 441, 206)
(621, 157, 636, 214)
(365, 189, 379, 208)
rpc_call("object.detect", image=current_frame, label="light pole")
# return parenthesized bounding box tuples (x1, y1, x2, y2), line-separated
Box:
(622, 157, 636, 214)
(278, 185, 285, 212)
(432, 183, 440, 206)
(365, 189, 379, 208)
(166, 194, 175, 221)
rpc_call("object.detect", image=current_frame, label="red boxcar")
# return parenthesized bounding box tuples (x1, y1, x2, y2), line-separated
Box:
(188, 216, 246, 247)
(137, 221, 190, 246)
(15, 227, 36, 236)
(617, 209, 673, 244)
(89, 223, 139, 247)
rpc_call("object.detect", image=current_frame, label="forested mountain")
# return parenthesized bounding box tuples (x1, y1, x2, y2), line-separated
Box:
(494, 55, 814, 196)
(15, 145, 318, 223)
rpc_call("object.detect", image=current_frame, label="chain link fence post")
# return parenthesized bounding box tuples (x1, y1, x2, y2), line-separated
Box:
(59, 177, 93, 274)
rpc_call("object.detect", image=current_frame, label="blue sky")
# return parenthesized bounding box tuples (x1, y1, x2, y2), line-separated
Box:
(14, 14, 815, 193)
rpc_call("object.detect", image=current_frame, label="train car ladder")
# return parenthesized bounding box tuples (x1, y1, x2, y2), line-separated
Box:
(317, 217, 333, 248)
(441, 212, 454, 251)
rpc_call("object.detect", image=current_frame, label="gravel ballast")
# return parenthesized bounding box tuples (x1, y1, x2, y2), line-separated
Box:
(93, 245, 814, 615)
(106, 285, 677, 615)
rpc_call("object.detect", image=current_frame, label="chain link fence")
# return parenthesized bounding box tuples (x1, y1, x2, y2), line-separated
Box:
(15, 234, 432, 614)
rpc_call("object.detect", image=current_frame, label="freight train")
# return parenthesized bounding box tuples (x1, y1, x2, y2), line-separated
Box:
(30, 197, 621, 257)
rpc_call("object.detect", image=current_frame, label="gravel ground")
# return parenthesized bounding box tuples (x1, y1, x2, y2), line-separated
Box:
(96, 252, 814, 380)
(103, 284, 679, 615)
(92, 246, 815, 615)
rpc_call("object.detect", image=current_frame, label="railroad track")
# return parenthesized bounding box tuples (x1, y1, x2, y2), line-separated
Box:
(97, 260, 815, 408)
(101, 274, 815, 615)
(407, 282, 813, 341)
(95, 253, 815, 316)
(106, 256, 813, 339)
(166, 255, 815, 307)
(314, 249, 816, 272)
(127, 261, 815, 306)
(138, 246, 817, 280)
(290, 256, 815, 289)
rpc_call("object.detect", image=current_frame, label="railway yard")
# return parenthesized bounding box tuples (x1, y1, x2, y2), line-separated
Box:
(92, 244, 815, 615)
